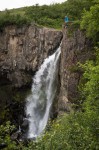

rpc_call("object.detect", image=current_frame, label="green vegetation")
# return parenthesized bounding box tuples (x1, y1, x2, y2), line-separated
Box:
(81, 4, 99, 41)
(0, 0, 99, 149)
(0, 0, 97, 30)
(0, 121, 17, 150)
(0, 10, 30, 31)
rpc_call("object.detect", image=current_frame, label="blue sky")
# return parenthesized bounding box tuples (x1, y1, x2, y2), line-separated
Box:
(0, 0, 65, 11)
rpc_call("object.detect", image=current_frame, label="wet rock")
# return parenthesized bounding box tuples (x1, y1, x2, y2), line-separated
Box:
(11, 130, 21, 140)
(21, 118, 29, 133)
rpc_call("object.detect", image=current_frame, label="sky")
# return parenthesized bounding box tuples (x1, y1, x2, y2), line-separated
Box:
(0, 0, 65, 11)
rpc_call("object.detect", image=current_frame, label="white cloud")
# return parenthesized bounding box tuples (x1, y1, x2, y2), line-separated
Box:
(0, 0, 65, 11)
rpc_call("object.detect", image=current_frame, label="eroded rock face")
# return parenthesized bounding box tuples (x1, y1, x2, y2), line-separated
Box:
(0, 24, 62, 87)
(59, 28, 93, 111)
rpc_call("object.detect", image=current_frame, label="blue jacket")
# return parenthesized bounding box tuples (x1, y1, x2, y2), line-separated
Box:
(65, 16, 69, 23)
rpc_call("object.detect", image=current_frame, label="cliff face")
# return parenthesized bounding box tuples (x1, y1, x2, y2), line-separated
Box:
(0, 24, 93, 126)
(0, 24, 62, 87)
(59, 28, 93, 111)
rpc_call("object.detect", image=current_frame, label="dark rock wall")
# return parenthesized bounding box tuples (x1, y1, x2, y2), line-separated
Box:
(0, 24, 62, 87)
(0, 24, 62, 124)
(0, 24, 93, 124)
(59, 28, 93, 111)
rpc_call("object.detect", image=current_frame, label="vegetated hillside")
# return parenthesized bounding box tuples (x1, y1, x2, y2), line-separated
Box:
(0, 0, 99, 149)
(0, 0, 97, 29)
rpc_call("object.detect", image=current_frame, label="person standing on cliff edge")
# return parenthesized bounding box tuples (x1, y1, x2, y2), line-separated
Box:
(64, 16, 69, 28)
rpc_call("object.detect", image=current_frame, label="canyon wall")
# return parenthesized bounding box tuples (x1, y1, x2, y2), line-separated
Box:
(0, 24, 93, 124)
(0, 24, 62, 124)
(0, 24, 62, 87)
(59, 28, 93, 112)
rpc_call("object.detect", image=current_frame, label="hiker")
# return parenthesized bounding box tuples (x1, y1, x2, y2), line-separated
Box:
(64, 16, 69, 27)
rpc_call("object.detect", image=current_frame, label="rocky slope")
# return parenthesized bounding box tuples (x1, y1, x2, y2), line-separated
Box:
(0, 24, 62, 87)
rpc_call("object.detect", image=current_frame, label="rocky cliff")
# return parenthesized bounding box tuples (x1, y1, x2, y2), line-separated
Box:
(59, 28, 93, 111)
(0, 24, 93, 126)
(0, 24, 62, 124)
(0, 24, 62, 87)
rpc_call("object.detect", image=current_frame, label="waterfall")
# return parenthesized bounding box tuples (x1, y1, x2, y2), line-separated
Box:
(26, 46, 61, 139)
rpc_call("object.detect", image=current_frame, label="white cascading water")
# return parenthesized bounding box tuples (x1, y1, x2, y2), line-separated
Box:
(26, 46, 61, 139)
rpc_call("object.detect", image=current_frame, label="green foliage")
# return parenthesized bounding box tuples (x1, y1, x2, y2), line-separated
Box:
(0, 122, 28, 150)
(0, 121, 18, 150)
(0, 10, 30, 30)
(1, 106, 99, 150)
(0, 0, 95, 29)
(25, 112, 98, 150)
(80, 47, 99, 138)
(25, 0, 94, 29)
(24, 47, 99, 150)
(80, 4, 99, 41)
